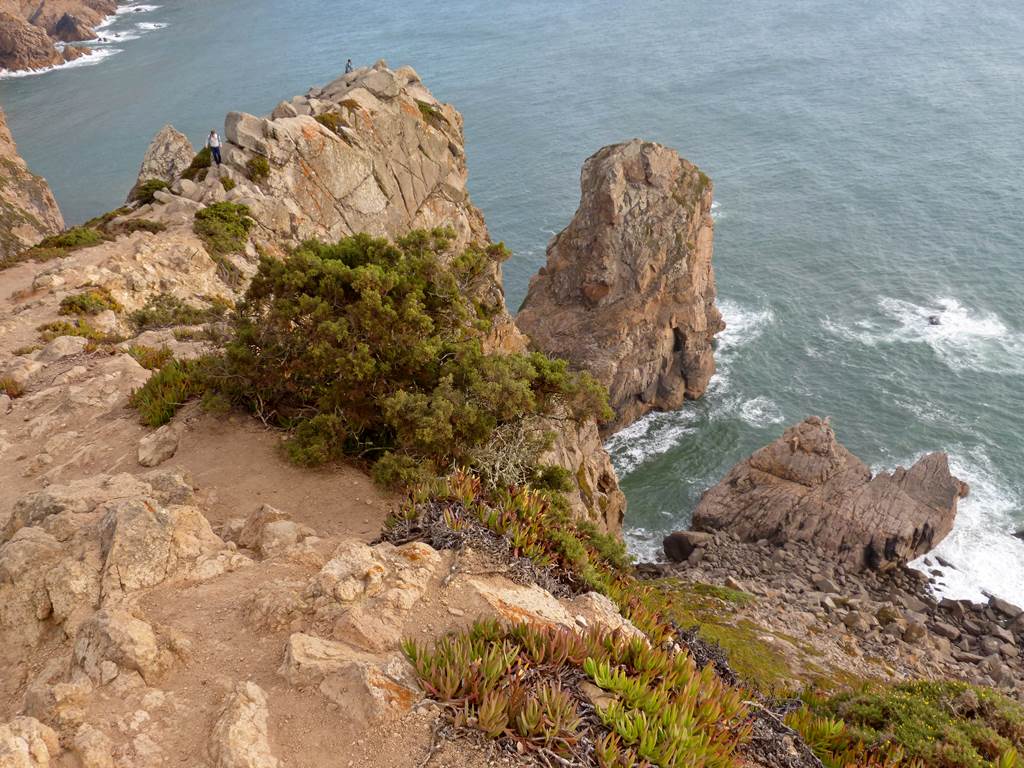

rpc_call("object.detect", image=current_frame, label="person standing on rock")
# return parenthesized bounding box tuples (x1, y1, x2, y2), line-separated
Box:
(207, 130, 222, 166)
(345, 58, 354, 74)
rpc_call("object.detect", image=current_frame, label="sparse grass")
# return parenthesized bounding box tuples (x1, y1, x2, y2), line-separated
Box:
(246, 156, 269, 183)
(180, 147, 212, 182)
(416, 100, 446, 126)
(129, 179, 169, 205)
(59, 287, 121, 316)
(0, 376, 25, 398)
(109, 219, 166, 236)
(127, 344, 173, 370)
(405, 620, 751, 767)
(193, 202, 253, 257)
(129, 293, 231, 331)
(129, 356, 211, 427)
(12, 344, 40, 356)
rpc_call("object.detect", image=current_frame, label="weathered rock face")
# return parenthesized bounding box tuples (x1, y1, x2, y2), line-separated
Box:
(517, 140, 724, 432)
(202, 61, 488, 252)
(691, 417, 968, 570)
(0, 108, 64, 259)
(129, 124, 194, 197)
(0, 0, 114, 72)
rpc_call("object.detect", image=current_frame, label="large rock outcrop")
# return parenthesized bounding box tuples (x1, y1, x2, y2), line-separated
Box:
(0, 0, 114, 72)
(690, 417, 968, 570)
(129, 124, 194, 198)
(517, 140, 724, 432)
(0, 108, 64, 259)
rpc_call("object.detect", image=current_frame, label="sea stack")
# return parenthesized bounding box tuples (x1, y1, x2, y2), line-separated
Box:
(686, 416, 968, 570)
(0, 108, 64, 261)
(516, 140, 724, 433)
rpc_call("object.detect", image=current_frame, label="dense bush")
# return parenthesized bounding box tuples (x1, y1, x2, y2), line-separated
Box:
(193, 202, 253, 257)
(129, 179, 169, 205)
(181, 147, 212, 181)
(246, 156, 270, 182)
(217, 228, 608, 480)
(129, 357, 211, 427)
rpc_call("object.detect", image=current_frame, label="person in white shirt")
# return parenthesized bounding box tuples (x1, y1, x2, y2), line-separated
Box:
(207, 130, 222, 165)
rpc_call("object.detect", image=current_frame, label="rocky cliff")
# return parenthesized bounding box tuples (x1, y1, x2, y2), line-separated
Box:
(0, 0, 114, 72)
(0, 108, 64, 260)
(688, 416, 968, 570)
(517, 140, 724, 432)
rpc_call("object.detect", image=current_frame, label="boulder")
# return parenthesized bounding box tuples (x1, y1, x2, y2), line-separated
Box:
(209, 682, 279, 768)
(663, 530, 713, 563)
(0, 107, 64, 260)
(692, 417, 967, 570)
(73, 607, 173, 685)
(137, 422, 182, 467)
(130, 124, 195, 197)
(517, 140, 724, 432)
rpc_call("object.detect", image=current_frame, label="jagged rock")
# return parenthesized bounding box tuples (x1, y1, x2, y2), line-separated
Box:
(137, 422, 182, 467)
(237, 504, 314, 557)
(517, 140, 723, 432)
(52, 14, 93, 42)
(0, 716, 60, 766)
(307, 540, 442, 651)
(129, 124, 195, 197)
(206, 64, 488, 254)
(209, 682, 279, 768)
(989, 596, 1023, 619)
(0, 107, 64, 259)
(73, 607, 173, 685)
(71, 724, 115, 768)
(691, 417, 967, 570)
(0, 13, 64, 72)
(279, 633, 418, 722)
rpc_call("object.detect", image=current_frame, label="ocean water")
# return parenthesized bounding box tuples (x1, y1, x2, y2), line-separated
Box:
(2, 0, 1023, 604)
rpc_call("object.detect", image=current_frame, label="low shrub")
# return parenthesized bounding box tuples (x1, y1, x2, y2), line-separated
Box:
(127, 344, 173, 370)
(129, 357, 210, 427)
(0, 375, 24, 398)
(180, 147, 212, 181)
(246, 156, 270, 182)
(216, 228, 608, 482)
(416, 100, 446, 126)
(220, 177, 236, 192)
(129, 293, 230, 331)
(193, 202, 253, 257)
(795, 682, 1024, 768)
(314, 112, 344, 134)
(404, 620, 750, 767)
(37, 318, 109, 343)
(110, 219, 167, 236)
(59, 287, 121, 316)
(129, 179, 169, 205)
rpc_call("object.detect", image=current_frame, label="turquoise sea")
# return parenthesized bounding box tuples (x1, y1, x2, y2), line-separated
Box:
(3, 0, 1023, 603)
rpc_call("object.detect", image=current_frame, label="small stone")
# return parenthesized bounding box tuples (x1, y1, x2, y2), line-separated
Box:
(447, 607, 465, 617)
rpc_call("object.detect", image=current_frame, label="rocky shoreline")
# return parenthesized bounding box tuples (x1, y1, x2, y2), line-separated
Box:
(0, 0, 117, 73)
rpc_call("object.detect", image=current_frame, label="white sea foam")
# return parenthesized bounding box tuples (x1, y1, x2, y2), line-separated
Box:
(738, 396, 785, 427)
(606, 408, 698, 477)
(117, 3, 161, 13)
(711, 200, 723, 221)
(823, 296, 1024, 375)
(893, 449, 1024, 606)
(96, 30, 141, 42)
(715, 299, 773, 356)
(0, 47, 122, 79)
(623, 525, 664, 564)
(136, 22, 168, 30)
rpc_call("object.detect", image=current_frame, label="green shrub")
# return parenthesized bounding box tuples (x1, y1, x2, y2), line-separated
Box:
(218, 229, 608, 480)
(795, 682, 1024, 768)
(193, 202, 253, 257)
(220, 177, 236, 192)
(314, 112, 344, 134)
(129, 357, 210, 427)
(127, 344, 173, 370)
(37, 318, 109, 343)
(129, 293, 230, 331)
(246, 156, 270, 183)
(59, 287, 121, 316)
(416, 100, 446, 125)
(110, 219, 166, 236)
(181, 147, 212, 181)
(130, 179, 169, 205)
(82, 207, 132, 230)
(10, 225, 107, 266)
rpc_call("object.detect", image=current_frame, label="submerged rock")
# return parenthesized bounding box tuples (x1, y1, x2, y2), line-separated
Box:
(517, 140, 724, 432)
(691, 417, 968, 570)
